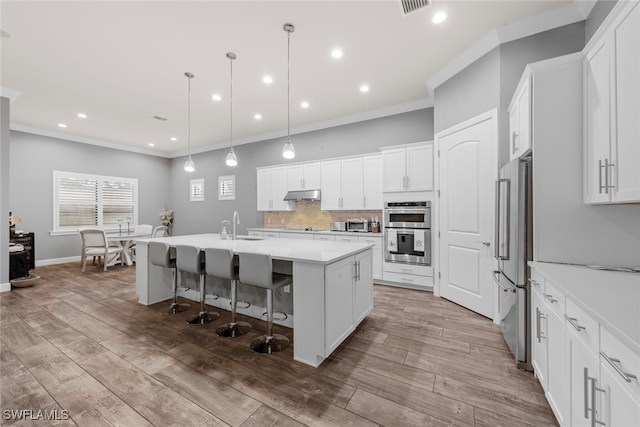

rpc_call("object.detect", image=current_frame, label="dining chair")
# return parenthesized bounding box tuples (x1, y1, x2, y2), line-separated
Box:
(79, 228, 123, 272)
(130, 224, 154, 263)
(152, 225, 168, 238)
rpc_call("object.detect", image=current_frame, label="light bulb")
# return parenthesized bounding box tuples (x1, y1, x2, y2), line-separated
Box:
(225, 149, 238, 167)
(184, 156, 195, 172)
(282, 138, 295, 159)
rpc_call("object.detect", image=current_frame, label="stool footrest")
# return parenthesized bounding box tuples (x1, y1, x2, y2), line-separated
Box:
(187, 311, 219, 325)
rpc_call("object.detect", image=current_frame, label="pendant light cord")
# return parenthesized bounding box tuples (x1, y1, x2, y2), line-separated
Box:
(287, 28, 291, 141)
(187, 73, 192, 157)
(230, 55, 234, 150)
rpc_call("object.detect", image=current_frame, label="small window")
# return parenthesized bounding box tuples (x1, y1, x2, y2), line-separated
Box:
(190, 178, 205, 202)
(218, 175, 235, 200)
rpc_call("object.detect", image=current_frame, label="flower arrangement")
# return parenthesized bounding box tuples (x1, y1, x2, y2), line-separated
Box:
(159, 208, 174, 234)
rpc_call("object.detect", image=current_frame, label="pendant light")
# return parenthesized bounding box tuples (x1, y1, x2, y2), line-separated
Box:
(282, 23, 295, 160)
(183, 72, 196, 172)
(225, 52, 238, 167)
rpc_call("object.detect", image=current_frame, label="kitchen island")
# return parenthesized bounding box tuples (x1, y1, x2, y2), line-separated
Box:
(135, 233, 374, 367)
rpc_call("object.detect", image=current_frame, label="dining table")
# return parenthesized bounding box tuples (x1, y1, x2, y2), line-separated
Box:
(105, 230, 152, 266)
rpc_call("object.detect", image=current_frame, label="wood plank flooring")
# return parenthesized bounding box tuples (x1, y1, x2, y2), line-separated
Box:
(0, 263, 557, 426)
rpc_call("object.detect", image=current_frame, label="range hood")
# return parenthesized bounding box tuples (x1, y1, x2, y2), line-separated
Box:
(283, 189, 321, 201)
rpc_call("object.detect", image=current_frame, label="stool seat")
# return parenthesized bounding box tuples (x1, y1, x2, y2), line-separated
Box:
(206, 248, 251, 338)
(238, 252, 292, 354)
(149, 241, 190, 314)
(176, 245, 219, 324)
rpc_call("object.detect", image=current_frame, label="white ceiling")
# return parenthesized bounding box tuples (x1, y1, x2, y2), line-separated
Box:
(1, 1, 588, 158)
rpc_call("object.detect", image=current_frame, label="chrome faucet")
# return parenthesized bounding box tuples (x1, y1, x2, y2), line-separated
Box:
(232, 211, 240, 240)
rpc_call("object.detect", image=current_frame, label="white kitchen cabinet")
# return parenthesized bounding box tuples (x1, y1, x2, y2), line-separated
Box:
(600, 361, 640, 427)
(353, 250, 373, 324)
(287, 162, 321, 191)
(530, 274, 548, 391)
(584, 0, 640, 204)
(567, 315, 600, 427)
(358, 235, 382, 280)
(324, 256, 355, 355)
(546, 301, 570, 427)
(320, 157, 364, 210)
(283, 232, 313, 240)
(314, 234, 336, 242)
(363, 155, 383, 209)
(335, 235, 358, 243)
(381, 142, 433, 192)
(508, 74, 531, 160)
(256, 167, 294, 211)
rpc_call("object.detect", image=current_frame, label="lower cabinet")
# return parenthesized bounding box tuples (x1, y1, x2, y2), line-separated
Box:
(324, 251, 374, 355)
(530, 264, 640, 427)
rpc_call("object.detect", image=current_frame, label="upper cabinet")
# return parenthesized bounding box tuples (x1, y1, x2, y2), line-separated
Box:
(287, 162, 321, 191)
(508, 75, 532, 160)
(363, 155, 383, 209)
(584, 1, 640, 204)
(320, 157, 364, 210)
(256, 166, 294, 211)
(382, 142, 433, 192)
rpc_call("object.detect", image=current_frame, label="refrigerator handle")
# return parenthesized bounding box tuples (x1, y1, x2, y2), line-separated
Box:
(495, 178, 510, 260)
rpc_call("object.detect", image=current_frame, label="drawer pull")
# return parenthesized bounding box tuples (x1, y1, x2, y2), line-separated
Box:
(590, 372, 606, 427)
(528, 278, 540, 287)
(600, 351, 638, 383)
(543, 293, 557, 303)
(564, 314, 586, 332)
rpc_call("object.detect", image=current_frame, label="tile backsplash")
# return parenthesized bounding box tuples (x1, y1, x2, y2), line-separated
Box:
(263, 200, 381, 230)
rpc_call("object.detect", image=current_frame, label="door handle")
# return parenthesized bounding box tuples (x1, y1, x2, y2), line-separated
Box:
(482, 240, 491, 247)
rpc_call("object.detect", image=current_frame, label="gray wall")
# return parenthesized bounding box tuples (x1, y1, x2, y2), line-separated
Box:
(9, 131, 171, 261)
(1, 98, 10, 285)
(435, 22, 585, 168)
(169, 108, 434, 236)
(586, 0, 618, 43)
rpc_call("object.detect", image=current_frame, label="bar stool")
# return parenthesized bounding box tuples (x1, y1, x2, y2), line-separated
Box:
(148, 241, 190, 314)
(205, 248, 252, 337)
(176, 245, 219, 324)
(238, 252, 292, 354)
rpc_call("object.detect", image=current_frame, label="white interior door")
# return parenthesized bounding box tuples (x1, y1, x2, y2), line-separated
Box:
(436, 111, 496, 318)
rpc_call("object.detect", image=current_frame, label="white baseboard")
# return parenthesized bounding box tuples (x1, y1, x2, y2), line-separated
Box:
(1, 282, 11, 293)
(35, 256, 81, 267)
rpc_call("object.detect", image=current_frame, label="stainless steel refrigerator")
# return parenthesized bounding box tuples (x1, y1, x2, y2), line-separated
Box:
(494, 155, 532, 371)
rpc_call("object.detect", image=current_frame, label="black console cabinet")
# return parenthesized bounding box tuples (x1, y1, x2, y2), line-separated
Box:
(10, 232, 35, 270)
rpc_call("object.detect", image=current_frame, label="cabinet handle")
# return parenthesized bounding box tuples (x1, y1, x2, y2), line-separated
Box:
(598, 159, 605, 194)
(406, 176, 409, 189)
(528, 278, 540, 287)
(536, 307, 546, 343)
(357, 260, 361, 281)
(564, 314, 586, 332)
(301, 178, 304, 189)
(543, 293, 557, 304)
(512, 131, 518, 151)
(591, 373, 606, 427)
(403, 175, 407, 189)
(363, 196, 366, 207)
(600, 351, 638, 383)
(584, 367, 591, 420)
(605, 159, 615, 193)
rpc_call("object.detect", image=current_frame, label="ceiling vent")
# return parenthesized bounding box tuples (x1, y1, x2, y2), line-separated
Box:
(153, 115, 168, 121)
(400, 0, 430, 15)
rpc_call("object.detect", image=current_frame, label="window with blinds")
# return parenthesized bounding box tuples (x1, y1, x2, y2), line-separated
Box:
(190, 178, 205, 202)
(218, 175, 235, 200)
(53, 171, 138, 231)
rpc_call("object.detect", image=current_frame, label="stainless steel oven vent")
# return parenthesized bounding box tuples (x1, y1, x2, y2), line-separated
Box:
(400, 0, 430, 15)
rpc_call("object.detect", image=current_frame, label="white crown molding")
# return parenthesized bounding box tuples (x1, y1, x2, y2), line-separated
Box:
(426, 0, 596, 91)
(10, 123, 171, 158)
(168, 97, 434, 158)
(0, 86, 22, 102)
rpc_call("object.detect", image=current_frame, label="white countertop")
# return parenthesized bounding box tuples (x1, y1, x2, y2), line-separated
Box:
(529, 261, 640, 356)
(137, 233, 372, 265)
(247, 227, 383, 238)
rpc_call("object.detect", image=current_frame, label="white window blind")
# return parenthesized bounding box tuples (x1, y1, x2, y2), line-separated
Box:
(218, 175, 235, 200)
(53, 171, 138, 232)
(190, 178, 205, 202)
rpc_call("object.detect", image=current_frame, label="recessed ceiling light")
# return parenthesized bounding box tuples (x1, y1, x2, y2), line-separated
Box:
(77, 113, 87, 119)
(300, 101, 309, 109)
(331, 48, 343, 59)
(170, 137, 177, 141)
(212, 94, 222, 101)
(359, 84, 370, 93)
(262, 75, 273, 84)
(148, 143, 155, 147)
(432, 11, 447, 24)
(254, 114, 262, 120)
(57, 123, 67, 128)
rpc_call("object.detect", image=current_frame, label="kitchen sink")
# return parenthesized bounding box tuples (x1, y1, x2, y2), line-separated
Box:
(235, 235, 265, 241)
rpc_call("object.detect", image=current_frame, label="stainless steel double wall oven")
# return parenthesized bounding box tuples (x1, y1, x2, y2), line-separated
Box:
(384, 201, 431, 265)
